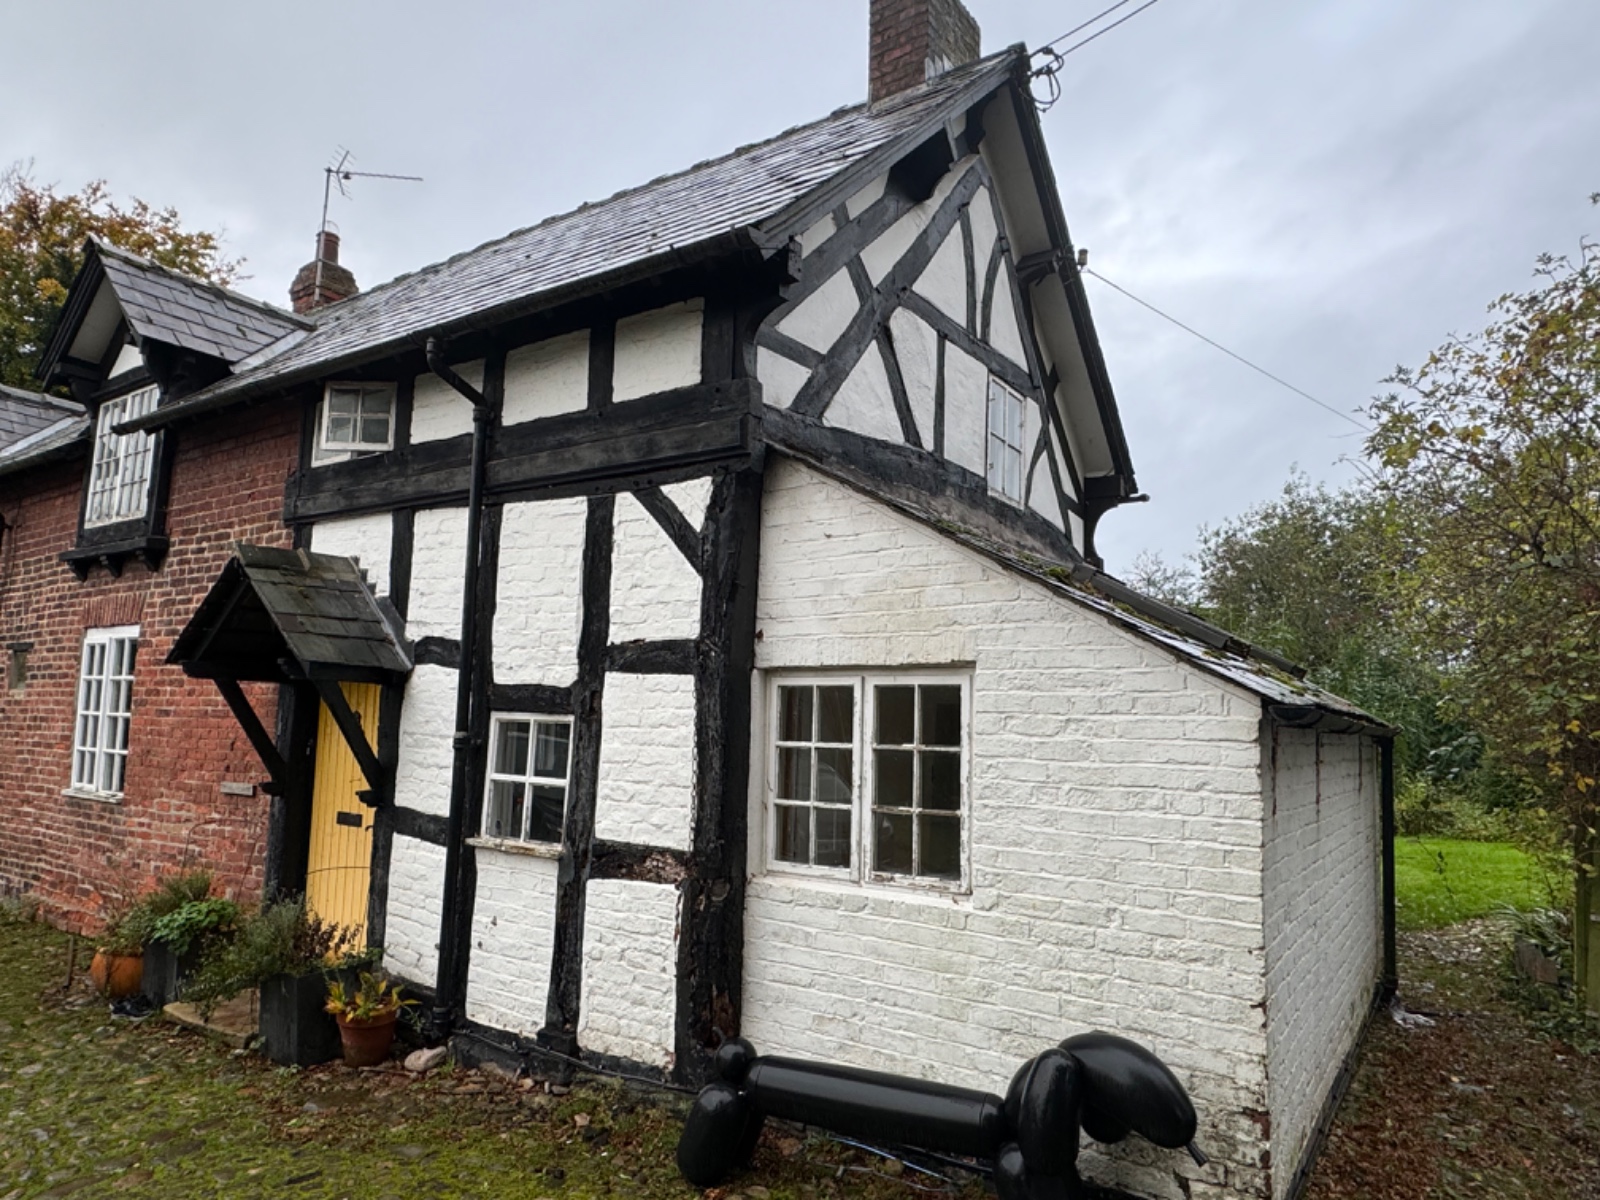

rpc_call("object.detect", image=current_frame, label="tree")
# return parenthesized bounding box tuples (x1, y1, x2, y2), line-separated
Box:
(1367, 208, 1600, 1009)
(0, 164, 240, 390)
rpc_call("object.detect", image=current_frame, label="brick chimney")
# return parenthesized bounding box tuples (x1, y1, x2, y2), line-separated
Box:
(870, 0, 981, 103)
(289, 229, 359, 314)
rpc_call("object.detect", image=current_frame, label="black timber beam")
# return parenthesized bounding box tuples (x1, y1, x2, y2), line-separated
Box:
(311, 678, 387, 805)
(213, 678, 290, 796)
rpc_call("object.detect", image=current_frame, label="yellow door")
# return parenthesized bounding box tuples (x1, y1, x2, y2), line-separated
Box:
(306, 681, 381, 942)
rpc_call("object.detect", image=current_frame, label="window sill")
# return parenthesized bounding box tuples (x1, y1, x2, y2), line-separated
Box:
(467, 836, 562, 861)
(62, 786, 122, 805)
(757, 865, 971, 902)
(61, 534, 169, 580)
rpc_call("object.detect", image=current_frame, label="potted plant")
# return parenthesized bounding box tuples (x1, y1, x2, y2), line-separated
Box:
(147, 891, 240, 1007)
(138, 870, 224, 1006)
(89, 906, 147, 999)
(325, 971, 414, 1067)
(186, 899, 368, 1066)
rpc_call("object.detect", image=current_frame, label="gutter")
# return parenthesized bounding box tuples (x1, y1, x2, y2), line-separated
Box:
(423, 336, 492, 1040)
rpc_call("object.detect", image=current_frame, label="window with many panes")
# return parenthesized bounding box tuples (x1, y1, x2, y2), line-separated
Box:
(71, 626, 138, 797)
(769, 675, 969, 888)
(84, 387, 159, 527)
(481, 714, 573, 844)
(317, 383, 395, 457)
(986, 377, 1026, 505)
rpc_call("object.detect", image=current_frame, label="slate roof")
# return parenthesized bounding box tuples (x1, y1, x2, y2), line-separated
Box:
(129, 49, 1023, 433)
(94, 242, 308, 365)
(168, 544, 412, 684)
(0, 384, 81, 451)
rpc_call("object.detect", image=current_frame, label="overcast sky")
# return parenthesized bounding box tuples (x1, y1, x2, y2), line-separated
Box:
(6, 1, 1597, 576)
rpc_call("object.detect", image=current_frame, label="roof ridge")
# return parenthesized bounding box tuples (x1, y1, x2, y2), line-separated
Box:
(0, 382, 81, 414)
(305, 50, 1020, 329)
(90, 238, 311, 330)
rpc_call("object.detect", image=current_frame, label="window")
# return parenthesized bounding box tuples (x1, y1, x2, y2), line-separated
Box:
(318, 384, 395, 455)
(84, 386, 159, 527)
(482, 714, 573, 844)
(71, 626, 138, 797)
(986, 378, 1026, 504)
(768, 675, 969, 887)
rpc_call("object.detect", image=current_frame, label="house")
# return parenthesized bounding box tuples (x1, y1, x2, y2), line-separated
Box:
(2, 3, 1395, 1198)
(0, 240, 332, 924)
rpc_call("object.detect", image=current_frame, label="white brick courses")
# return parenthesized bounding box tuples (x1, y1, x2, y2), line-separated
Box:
(407, 506, 469, 640)
(493, 497, 587, 684)
(503, 330, 590, 426)
(595, 672, 696, 850)
(578, 879, 681, 1068)
(466, 849, 558, 1036)
(610, 492, 702, 643)
(384, 835, 445, 986)
(411, 360, 485, 443)
(613, 301, 703, 402)
(308, 512, 393, 597)
(393, 664, 457, 818)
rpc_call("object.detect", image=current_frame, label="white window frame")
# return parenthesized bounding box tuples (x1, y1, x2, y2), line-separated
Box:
(479, 713, 574, 847)
(986, 377, 1027, 505)
(70, 625, 139, 799)
(84, 386, 159, 527)
(765, 672, 972, 892)
(316, 383, 396, 458)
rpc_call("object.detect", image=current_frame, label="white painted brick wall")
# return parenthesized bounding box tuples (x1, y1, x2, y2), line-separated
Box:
(824, 351, 902, 444)
(394, 664, 456, 818)
(579, 878, 681, 1069)
(610, 492, 702, 643)
(1263, 730, 1380, 1198)
(466, 849, 558, 1036)
(503, 330, 589, 426)
(745, 460, 1273, 1200)
(308, 511, 393, 597)
(613, 301, 702, 403)
(384, 834, 445, 986)
(494, 497, 587, 684)
(412, 360, 485, 443)
(407, 506, 469, 640)
(595, 672, 696, 850)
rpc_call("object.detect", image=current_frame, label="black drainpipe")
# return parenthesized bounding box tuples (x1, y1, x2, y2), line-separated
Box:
(424, 336, 490, 1039)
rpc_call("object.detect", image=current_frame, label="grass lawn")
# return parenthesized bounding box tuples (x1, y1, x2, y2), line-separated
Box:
(1394, 837, 1555, 930)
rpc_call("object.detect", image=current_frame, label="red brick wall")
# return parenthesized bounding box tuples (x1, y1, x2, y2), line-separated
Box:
(0, 402, 298, 933)
(869, 0, 980, 103)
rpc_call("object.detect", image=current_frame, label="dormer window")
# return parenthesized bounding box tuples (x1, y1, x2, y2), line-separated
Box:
(318, 384, 395, 455)
(84, 385, 160, 527)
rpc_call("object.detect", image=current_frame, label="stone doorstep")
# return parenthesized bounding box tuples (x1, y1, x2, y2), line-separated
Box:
(163, 990, 259, 1049)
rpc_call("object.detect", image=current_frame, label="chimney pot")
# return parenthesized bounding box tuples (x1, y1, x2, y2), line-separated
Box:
(869, 0, 981, 103)
(289, 228, 358, 314)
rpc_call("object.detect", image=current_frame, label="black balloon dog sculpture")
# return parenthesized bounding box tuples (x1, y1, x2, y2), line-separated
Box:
(677, 1032, 1206, 1199)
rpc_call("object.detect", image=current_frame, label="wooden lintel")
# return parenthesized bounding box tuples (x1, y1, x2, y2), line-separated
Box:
(213, 677, 290, 795)
(311, 678, 386, 801)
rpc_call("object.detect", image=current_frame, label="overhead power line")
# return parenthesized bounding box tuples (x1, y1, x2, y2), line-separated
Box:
(1082, 267, 1371, 432)
(1030, 0, 1170, 110)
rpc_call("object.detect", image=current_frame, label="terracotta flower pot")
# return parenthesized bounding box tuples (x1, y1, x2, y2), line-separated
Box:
(90, 950, 143, 999)
(335, 1009, 399, 1067)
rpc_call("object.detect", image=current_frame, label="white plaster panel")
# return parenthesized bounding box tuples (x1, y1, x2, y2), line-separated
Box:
(798, 214, 836, 258)
(383, 835, 445, 986)
(776, 270, 857, 356)
(823, 350, 903, 445)
(1264, 731, 1380, 1198)
(968, 184, 1000, 277)
(596, 672, 696, 850)
(466, 850, 558, 1036)
(503, 330, 590, 426)
(745, 459, 1277, 1200)
(411, 360, 485, 443)
(989, 271, 1029, 369)
(913, 226, 970, 330)
(757, 347, 812, 410)
(1028, 449, 1066, 533)
(579, 879, 681, 1069)
(843, 172, 887, 220)
(406, 507, 469, 640)
(494, 497, 587, 685)
(661, 475, 713, 533)
(394, 664, 457, 818)
(613, 301, 703, 402)
(610, 493, 702, 643)
(309, 511, 393, 597)
(943, 342, 990, 477)
(859, 159, 974, 285)
(110, 343, 144, 377)
(889, 308, 939, 448)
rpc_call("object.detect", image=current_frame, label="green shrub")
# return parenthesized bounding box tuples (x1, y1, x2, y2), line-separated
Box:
(149, 897, 241, 957)
(183, 898, 368, 1016)
(1395, 777, 1519, 840)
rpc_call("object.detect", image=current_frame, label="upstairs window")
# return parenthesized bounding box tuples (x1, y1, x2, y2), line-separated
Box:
(71, 625, 138, 797)
(482, 714, 573, 845)
(768, 674, 969, 889)
(317, 383, 395, 457)
(84, 386, 159, 527)
(986, 378, 1027, 505)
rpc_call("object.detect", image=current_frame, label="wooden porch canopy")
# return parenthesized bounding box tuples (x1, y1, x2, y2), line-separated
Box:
(168, 544, 412, 801)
